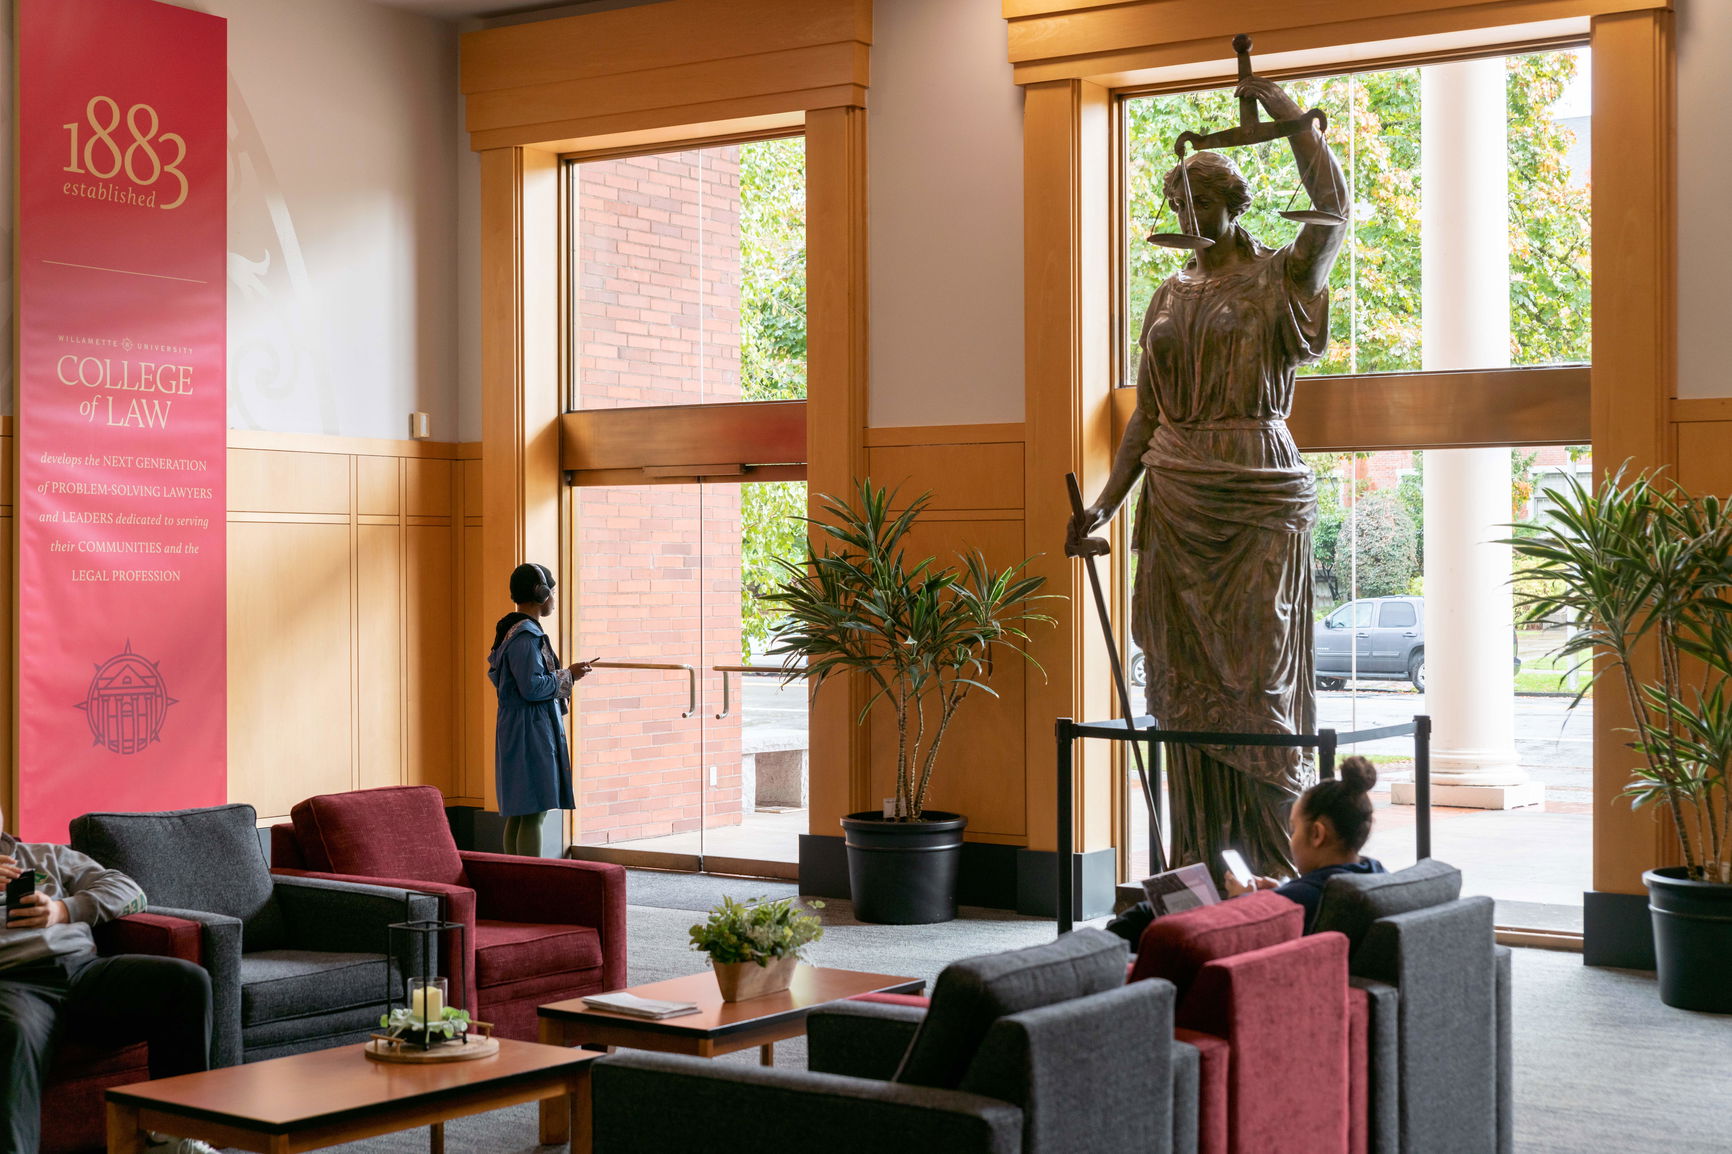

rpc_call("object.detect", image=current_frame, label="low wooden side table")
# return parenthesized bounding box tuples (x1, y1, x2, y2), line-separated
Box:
(539, 965, 924, 1153)
(106, 1039, 598, 1154)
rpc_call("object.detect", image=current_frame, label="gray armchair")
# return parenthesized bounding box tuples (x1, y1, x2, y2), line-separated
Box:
(1315, 860, 1513, 1154)
(69, 803, 438, 1067)
(591, 929, 1196, 1154)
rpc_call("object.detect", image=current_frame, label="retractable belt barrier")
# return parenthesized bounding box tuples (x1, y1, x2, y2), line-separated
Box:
(1053, 715, 1432, 935)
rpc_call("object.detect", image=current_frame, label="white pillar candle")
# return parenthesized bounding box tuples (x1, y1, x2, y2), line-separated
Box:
(410, 985, 444, 1021)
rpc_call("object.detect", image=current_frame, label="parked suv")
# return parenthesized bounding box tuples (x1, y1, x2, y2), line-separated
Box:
(1314, 595, 1520, 692)
(1126, 594, 1516, 694)
(1315, 595, 1429, 690)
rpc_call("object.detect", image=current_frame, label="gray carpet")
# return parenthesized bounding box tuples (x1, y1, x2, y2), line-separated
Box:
(299, 871, 1732, 1154)
(624, 867, 796, 912)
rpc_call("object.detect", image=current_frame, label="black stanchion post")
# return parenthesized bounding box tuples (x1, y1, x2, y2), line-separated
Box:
(1148, 735, 1162, 882)
(1056, 718, 1075, 936)
(1319, 729, 1337, 779)
(1414, 714, 1432, 860)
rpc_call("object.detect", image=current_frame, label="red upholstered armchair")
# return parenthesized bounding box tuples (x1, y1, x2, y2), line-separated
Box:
(42, 912, 203, 1154)
(1131, 892, 1360, 1154)
(268, 785, 626, 1041)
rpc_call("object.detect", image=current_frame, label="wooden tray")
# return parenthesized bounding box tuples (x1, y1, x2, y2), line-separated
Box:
(364, 1035, 500, 1064)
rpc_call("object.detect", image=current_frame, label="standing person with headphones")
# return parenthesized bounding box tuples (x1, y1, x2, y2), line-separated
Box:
(488, 563, 593, 857)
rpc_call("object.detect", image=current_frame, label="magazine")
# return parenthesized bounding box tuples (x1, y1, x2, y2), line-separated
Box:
(1139, 862, 1220, 918)
(581, 992, 702, 1019)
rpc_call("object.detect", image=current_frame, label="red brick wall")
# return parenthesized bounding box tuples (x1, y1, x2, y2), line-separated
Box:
(570, 148, 746, 845)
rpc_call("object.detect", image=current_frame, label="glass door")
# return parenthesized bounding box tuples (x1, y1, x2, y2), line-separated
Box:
(570, 482, 709, 867)
(569, 479, 806, 874)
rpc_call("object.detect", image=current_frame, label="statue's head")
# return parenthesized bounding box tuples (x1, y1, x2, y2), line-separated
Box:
(1163, 150, 1253, 223)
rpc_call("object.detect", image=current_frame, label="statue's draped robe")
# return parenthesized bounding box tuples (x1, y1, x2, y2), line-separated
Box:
(1131, 229, 1324, 877)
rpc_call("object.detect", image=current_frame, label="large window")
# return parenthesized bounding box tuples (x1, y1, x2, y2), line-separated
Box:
(1121, 50, 1590, 381)
(1115, 49, 1593, 930)
(563, 136, 811, 873)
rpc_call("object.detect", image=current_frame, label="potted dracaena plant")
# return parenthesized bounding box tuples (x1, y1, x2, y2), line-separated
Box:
(765, 480, 1055, 924)
(1505, 464, 1732, 1011)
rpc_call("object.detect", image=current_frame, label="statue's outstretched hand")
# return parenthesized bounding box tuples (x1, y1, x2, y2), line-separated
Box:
(1066, 506, 1111, 558)
(1236, 75, 1302, 122)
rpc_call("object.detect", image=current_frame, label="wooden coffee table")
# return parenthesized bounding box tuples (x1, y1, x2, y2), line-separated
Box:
(106, 1039, 598, 1154)
(538, 965, 924, 1152)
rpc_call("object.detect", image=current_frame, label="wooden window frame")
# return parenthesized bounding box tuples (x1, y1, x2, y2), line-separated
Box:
(461, 0, 870, 821)
(1007, 0, 1675, 902)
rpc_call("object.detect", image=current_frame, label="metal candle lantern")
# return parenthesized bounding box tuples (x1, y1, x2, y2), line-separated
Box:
(384, 918, 468, 1052)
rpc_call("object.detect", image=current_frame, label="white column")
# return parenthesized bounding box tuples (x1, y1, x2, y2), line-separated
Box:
(1395, 58, 1542, 809)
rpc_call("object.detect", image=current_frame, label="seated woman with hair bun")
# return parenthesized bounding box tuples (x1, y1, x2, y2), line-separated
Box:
(1226, 754, 1386, 932)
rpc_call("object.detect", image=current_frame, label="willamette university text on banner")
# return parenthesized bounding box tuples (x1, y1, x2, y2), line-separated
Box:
(16, 0, 227, 840)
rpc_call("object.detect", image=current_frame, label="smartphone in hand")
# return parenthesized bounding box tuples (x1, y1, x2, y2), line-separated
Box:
(5, 872, 35, 922)
(1220, 849, 1253, 887)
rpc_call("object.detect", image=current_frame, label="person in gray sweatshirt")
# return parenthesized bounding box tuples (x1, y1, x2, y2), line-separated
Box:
(0, 805, 212, 1154)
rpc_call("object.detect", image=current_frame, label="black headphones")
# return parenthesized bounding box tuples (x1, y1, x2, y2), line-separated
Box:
(531, 563, 553, 604)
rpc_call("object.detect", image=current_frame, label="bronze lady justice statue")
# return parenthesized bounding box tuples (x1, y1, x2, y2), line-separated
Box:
(1068, 65, 1348, 880)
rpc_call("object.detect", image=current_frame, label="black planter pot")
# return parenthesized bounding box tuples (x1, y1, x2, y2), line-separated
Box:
(841, 811, 967, 925)
(1644, 867, 1732, 1013)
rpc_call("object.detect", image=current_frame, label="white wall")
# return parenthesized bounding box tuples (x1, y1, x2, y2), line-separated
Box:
(1676, 0, 1732, 399)
(0, 0, 463, 439)
(867, 0, 1025, 427)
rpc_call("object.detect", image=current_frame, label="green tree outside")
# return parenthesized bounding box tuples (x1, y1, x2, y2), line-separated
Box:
(738, 137, 809, 658)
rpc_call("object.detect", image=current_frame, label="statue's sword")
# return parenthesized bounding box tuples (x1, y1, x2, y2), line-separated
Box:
(1065, 473, 1167, 874)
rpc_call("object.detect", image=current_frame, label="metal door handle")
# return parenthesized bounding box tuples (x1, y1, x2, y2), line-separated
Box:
(1403, 631, 1417, 637)
(710, 664, 795, 719)
(590, 662, 697, 717)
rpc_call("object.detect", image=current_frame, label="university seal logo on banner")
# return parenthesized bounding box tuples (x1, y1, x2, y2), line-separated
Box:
(77, 642, 177, 755)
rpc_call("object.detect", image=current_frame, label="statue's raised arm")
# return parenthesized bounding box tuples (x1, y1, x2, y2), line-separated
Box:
(1233, 73, 1348, 296)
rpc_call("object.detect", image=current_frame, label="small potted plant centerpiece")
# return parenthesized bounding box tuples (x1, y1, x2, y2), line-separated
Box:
(765, 481, 1055, 924)
(1506, 466, 1732, 1012)
(689, 895, 824, 1001)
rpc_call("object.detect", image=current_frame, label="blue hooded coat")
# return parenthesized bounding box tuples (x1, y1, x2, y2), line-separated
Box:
(487, 617, 575, 817)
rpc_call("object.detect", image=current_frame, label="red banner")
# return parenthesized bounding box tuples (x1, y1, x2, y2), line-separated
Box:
(16, 0, 227, 840)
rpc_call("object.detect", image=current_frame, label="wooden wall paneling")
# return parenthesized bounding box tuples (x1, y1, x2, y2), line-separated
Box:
(407, 457, 454, 520)
(356, 455, 402, 518)
(1591, 7, 1678, 893)
(1021, 79, 1117, 856)
(805, 103, 873, 832)
(227, 519, 355, 817)
(407, 520, 457, 799)
(1675, 422, 1732, 505)
(461, 457, 489, 804)
(356, 518, 405, 792)
(866, 444, 1026, 511)
(405, 455, 458, 800)
(227, 449, 352, 516)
